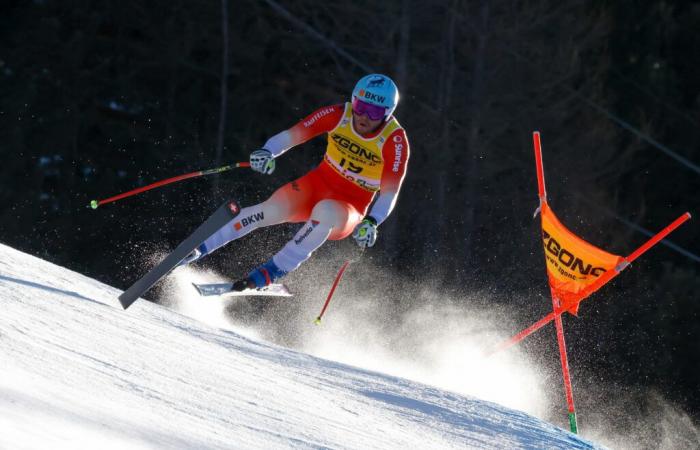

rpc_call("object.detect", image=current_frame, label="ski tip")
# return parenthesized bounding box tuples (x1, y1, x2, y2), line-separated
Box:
(191, 282, 204, 295)
(314, 317, 322, 325)
(89, 200, 99, 210)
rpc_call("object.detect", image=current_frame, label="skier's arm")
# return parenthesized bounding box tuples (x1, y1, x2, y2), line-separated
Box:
(262, 104, 344, 157)
(367, 129, 410, 225)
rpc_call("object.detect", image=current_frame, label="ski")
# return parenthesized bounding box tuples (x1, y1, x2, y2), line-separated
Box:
(192, 282, 292, 298)
(118, 200, 242, 309)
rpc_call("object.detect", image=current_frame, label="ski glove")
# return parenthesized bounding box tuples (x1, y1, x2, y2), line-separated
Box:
(250, 149, 276, 175)
(352, 217, 378, 248)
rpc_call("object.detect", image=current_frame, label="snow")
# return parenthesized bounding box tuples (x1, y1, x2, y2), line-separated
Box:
(0, 243, 603, 449)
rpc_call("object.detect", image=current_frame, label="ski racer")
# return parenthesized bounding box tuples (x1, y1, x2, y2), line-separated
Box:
(183, 74, 410, 291)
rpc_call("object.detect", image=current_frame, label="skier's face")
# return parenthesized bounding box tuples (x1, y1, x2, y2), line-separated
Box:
(352, 97, 385, 136)
(352, 111, 383, 136)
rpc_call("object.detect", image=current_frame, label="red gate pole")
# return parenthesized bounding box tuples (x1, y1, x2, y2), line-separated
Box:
(483, 311, 557, 356)
(533, 131, 547, 216)
(537, 130, 577, 432)
(551, 291, 578, 434)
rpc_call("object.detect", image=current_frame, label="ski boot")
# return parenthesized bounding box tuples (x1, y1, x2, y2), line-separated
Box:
(231, 278, 255, 292)
(232, 258, 287, 291)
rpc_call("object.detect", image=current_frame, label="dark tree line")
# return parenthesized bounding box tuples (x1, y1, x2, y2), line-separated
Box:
(1, 0, 698, 421)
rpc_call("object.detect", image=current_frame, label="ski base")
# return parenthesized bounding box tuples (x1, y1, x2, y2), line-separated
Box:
(192, 282, 292, 298)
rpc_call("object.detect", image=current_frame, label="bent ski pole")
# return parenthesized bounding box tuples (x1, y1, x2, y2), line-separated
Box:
(89, 162, 250, 209)
(314, 250, 364, 325)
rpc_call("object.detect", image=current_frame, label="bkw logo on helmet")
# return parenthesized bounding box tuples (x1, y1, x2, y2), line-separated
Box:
(358, 89, 386, 104)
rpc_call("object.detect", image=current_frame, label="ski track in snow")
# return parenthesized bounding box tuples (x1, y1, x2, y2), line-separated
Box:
(0, 244, 604, 449)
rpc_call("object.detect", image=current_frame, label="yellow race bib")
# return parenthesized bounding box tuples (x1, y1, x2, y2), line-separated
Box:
(324, 103, 401, 192)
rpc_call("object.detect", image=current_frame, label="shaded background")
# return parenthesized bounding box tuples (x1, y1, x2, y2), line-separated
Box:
(1, 0, 698, 437)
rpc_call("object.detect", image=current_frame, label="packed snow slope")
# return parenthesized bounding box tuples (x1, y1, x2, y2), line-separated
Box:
(0, 244, 603, 449)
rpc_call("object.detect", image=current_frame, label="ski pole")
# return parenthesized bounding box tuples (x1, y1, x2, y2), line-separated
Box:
(314, 249, 364, 325)
(89, 162, 250, 209)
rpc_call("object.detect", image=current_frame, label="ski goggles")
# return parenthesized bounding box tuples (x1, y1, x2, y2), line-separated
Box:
(352, 97, 387, 121)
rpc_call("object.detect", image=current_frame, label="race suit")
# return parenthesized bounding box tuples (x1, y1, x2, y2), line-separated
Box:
(199, 103, 410, 275)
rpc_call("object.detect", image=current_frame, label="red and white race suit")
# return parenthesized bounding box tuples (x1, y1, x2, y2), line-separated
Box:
(201, 103, 410, 274)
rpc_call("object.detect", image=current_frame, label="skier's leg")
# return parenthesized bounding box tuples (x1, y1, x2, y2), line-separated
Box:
(198, 199, 285, 255)
(181, 181, 312, 266)
(245, 199, 362, 288)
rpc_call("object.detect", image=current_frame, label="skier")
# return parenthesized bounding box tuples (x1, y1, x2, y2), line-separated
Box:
(183, 74, 410, 291)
